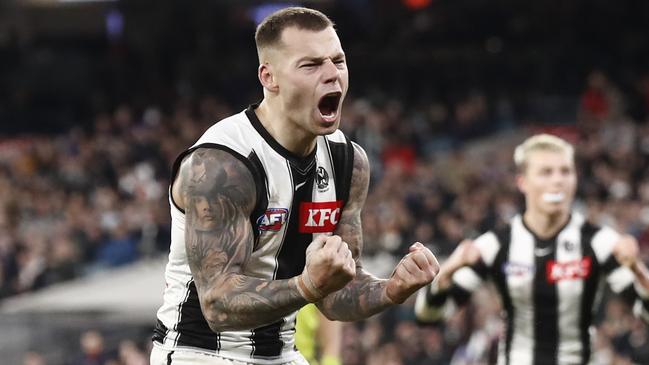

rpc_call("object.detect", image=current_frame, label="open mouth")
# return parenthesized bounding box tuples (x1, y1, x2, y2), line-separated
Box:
(318, 92, 342, 121)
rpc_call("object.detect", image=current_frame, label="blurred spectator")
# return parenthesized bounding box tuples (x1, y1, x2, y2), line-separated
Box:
(22, 352, 46, 365)
(72, 330, 109, 365)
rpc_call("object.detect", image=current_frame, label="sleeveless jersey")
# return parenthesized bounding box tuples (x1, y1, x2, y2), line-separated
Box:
(153, 105, 355, 364)
(416, 213, 649, 365)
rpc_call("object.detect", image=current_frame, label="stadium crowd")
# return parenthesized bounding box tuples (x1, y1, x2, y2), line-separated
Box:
(1, 1, 649, 364)
(0, 70, 648, 363)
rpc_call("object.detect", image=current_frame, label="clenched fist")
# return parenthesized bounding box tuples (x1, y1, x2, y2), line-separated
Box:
(298, 235, 356, 302)
(385, 242, 439, 304)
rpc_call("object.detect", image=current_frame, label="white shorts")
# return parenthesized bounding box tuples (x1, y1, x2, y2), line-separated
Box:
(150, 344, 310, 365)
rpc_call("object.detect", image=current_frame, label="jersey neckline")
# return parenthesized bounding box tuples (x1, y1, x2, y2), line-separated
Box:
(520, 213, 574, 247)
(245, 103, 317, 171)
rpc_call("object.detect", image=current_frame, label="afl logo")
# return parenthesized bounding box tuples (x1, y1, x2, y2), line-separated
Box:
(316, 167, 329, 190)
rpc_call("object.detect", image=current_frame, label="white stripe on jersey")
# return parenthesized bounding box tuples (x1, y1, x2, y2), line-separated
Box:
(254, 157, 292, 281)
(590, 226, 620, 264)
(505, 215, 535, 365)
(556, 214, 585, 364)
(453, 267, 483, 292)
(475, 231, 500, 267)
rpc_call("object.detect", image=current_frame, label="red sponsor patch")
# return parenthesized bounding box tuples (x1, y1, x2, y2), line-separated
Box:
(546, 257, 592, 283)
(299, 201, 344, 233)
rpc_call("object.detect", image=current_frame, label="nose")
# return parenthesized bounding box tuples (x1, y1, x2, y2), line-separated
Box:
(551, 170, 566, 186)
(321, 59, 340, 84)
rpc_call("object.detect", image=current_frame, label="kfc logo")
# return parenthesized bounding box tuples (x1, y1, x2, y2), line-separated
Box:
(546, 257, 592, 283)
(257, 208, 288, 231)
(299, 201, 343, 233)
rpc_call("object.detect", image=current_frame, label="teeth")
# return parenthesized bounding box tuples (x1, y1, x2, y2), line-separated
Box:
(543, 192, 565, 203)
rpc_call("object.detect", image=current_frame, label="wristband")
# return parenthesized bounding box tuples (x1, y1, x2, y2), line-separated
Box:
(297, 269, 324, 302)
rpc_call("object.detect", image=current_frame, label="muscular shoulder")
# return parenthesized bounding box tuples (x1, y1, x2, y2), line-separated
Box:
(174, 147, 257, 214)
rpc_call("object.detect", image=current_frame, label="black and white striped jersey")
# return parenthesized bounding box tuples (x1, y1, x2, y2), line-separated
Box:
(152, 105, 355, 364)
(415, 213, 649, 365)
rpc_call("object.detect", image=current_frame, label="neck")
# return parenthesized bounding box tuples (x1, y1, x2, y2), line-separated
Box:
(256, 99, 316, 157)
(523, 208, 570, 240)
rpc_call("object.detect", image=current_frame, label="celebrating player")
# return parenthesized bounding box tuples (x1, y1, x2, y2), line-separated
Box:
(150, 7, 439, 365)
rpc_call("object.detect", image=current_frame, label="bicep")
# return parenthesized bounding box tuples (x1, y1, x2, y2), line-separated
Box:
(178, 148, 257, 290)
(334, 142, 369, 261)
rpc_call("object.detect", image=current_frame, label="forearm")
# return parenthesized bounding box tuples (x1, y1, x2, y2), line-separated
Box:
(317, 268, 392, 321)
(629, 261, 649, 323)
(631, 261, 649, 295)
(202, 274, 308, 332)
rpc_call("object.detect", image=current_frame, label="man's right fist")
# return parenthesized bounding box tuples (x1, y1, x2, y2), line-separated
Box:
(298, 235, 356, 302)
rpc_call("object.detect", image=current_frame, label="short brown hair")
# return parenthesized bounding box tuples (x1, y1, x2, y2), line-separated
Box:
(255, 7, 334, 51)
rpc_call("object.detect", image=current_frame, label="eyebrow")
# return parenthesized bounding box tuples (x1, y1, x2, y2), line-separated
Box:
(296, 52, 346, 65)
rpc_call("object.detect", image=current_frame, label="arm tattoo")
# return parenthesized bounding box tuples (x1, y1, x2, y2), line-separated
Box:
(180, 148, 306, 332)
(318, 143, 392, 320)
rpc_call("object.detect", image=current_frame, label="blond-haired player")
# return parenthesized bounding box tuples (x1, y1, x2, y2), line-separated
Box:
(416, 134, 649, 365)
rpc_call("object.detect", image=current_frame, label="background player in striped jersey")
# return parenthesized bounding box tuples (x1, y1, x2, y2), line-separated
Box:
(151, 7, 439, 365)
(415, 134, 649, 365)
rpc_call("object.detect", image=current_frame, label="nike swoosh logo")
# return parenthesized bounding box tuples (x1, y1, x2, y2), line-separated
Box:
(295, 181, 307, 191)
(534, 247, 553, 257)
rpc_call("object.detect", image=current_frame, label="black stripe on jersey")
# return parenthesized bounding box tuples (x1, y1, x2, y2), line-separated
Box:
(600, 253, 620, 275)
(246, 105, 317, 169)
(449, 260, 489, 307)
(579, 222, 599, 365)
(490, 226, 513, 365)
(176, 280, 218, 351)
(251, 160, 316, 357)
(173, 278, 193, 346)
(275, 161, 316, 280)
(326, 136, 354, 205)
(248, 150, 269, 249)
(532, 236, 559, 365)
(425, 287, 449, 307)
(153, 319, 169, 344)
(448, 284, 473, 307)
(168, 143, 261, 215)
(250, 320, 285, 358)
(166, 350, 174, 365)
(471, 259, 490, 280)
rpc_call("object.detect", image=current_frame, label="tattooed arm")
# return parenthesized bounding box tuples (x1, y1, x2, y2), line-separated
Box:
(173, 148, 307, 332)
(316, 143, 439, 321)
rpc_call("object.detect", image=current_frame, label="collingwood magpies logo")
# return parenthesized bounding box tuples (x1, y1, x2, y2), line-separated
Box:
(563, 240, 575, 252)
(316, 167, 329, 190)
